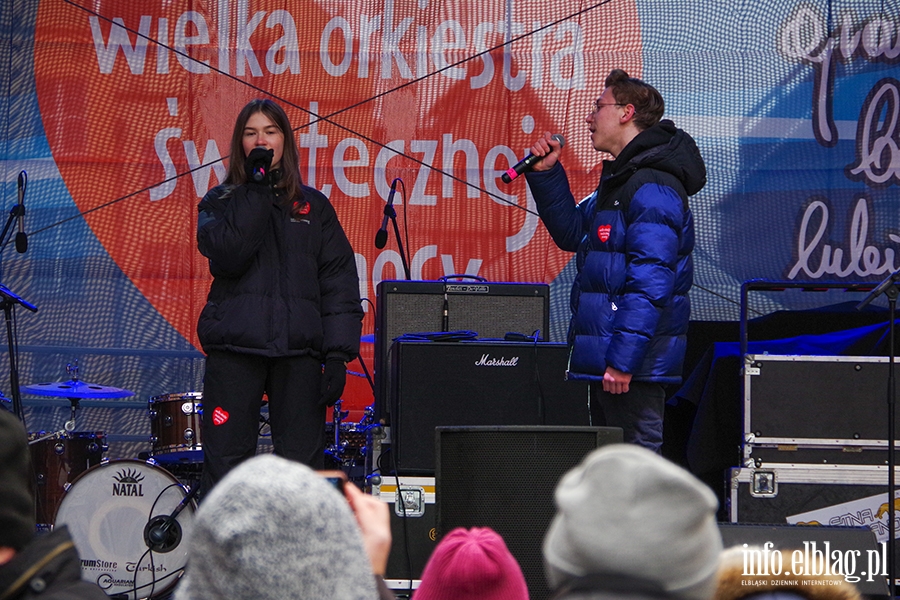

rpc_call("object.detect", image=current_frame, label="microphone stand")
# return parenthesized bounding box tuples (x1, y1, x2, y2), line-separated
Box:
(0, 200, 33, 425)
(0, 286, 37, 425)
(0, 203, 24, 263)
(383, 202, 410, 280)
(857, 267, 900, 597)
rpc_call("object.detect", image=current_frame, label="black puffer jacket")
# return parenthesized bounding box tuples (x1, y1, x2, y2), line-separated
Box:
(0, 527, 109, 600)
(197, 181, 362, 362)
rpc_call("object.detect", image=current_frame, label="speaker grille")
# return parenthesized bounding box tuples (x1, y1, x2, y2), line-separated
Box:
(374, 281, 549, 422)
(436, 426, 623, 600)
(391, 341, 590, 473)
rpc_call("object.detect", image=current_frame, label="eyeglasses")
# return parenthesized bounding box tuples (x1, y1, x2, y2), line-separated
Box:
(589, 100, 626, 115)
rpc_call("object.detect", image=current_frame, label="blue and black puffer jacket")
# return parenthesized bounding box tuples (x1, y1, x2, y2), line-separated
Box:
(197, 179, 363, 362)
(525, 120, 704, 383)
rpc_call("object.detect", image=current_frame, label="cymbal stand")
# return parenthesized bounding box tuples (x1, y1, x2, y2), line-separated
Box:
(326, 399, 351, 464)
(64, 398, 79, 432)
(64, 362, 80, 431)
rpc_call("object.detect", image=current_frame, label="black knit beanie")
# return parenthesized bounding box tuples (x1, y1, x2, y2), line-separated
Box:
(0, 408, 35, 550)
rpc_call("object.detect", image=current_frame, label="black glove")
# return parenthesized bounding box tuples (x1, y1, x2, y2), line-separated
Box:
(320, 359, 347, 406)
(245, 147, 274, 184)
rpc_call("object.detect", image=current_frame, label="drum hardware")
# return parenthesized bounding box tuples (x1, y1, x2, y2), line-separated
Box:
(359, 404, 380, 432)
(325, 402, 382, 478)
(325, 399, 355, 466)
(28, 427, 69, 445)
(331, 399, 351, 447)
(360, 405, 384, 487)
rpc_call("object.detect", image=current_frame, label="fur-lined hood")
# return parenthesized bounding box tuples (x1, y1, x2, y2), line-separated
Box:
(716, 546, 862, 600)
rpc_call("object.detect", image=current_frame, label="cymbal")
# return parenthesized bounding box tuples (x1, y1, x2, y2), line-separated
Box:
(21, 380, 134, 399)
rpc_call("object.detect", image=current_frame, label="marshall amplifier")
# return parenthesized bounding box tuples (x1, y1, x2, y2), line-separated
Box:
(389, 340, 589, 474)
(374, 280, 550, 424)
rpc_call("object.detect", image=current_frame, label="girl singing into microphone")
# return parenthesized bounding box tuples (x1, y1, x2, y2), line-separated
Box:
(195, 99, 363, 495)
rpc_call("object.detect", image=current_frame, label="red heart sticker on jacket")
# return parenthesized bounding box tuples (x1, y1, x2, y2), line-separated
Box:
(212, 406, 230, 426)
(597, 224, 611, 242)
(294, 201, 310, 215)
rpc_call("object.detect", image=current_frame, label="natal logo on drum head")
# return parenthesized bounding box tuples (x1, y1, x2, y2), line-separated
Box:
(112, 468, 145, 497)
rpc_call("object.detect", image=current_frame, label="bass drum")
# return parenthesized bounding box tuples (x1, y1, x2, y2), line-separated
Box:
(55, 460, 194, 600)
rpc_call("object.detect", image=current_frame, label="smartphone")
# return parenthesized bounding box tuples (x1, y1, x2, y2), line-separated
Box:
(316, 470, 348, 493)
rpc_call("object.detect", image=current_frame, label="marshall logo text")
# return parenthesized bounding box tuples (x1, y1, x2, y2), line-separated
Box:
(475, 354, 519, 367)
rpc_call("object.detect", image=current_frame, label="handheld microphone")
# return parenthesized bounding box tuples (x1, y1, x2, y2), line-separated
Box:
(15, 170, 26, 254)
(374, 178, 400, 249)
(501, 134, 566, 183)
(247, 147, 274, 183)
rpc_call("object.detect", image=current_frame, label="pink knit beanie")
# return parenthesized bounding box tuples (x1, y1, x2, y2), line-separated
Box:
(414, 527, 529, 600)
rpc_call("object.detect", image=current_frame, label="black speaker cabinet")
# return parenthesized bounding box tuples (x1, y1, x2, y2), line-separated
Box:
(390, 340, 589, 474)
(718, 523, 889, 597)
(436, 426, 624, 600)
(374, 280, 549, 422)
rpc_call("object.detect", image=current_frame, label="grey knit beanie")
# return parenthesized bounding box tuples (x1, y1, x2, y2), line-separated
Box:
(543, 444, 723, 600)
(175, 455, 377, 600)
(0, 407, 34, 550)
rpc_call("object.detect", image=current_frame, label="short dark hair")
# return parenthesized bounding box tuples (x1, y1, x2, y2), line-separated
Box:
(225, 99, 303, 202)
(604, 69, 664, 131)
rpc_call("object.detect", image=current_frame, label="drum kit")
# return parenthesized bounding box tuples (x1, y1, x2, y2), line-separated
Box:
(19, 367, 379, 599)
(22, 368, 198, 600)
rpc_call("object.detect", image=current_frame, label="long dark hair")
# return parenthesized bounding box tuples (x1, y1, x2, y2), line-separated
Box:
(225, 99, 303, 202)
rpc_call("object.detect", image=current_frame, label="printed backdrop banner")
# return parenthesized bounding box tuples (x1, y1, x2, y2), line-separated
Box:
(1, 0, 898, 443)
